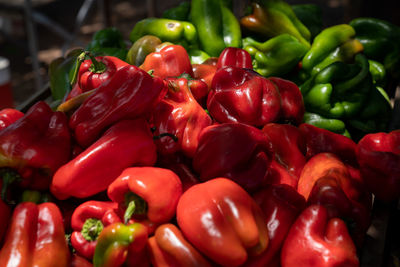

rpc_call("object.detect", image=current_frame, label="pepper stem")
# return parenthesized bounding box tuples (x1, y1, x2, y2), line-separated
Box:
(87, 52, 107, 74)
(81, 218, 104, 242)
(0, 168, 22, 204)
(124, 193, 147, 224)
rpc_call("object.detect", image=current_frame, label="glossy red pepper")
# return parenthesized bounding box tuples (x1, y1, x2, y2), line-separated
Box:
(281, 205, 359, 267)
(51, 118, 157, 199)
(69, 65, 167, 147)
(217, 47, 253, 70)
(207, 66, 281, 126)
(71, 201, 122, 260)
(191, 63, 217, 106)
(151, 76, 212, 157)
(0, 202, 70, 267)
(0, 101, 71, 192)
(193, 123, 272, 192)
(246, 184, 306, 267)
(0, 108, 24, 130)
(70, 254, 93, 267)
(147, 223, 212, 267)
(177, 178, 269, 267)
(140, 44, 194, 79)
(108, 167, 182, 225)
(356, 130, 400, 202)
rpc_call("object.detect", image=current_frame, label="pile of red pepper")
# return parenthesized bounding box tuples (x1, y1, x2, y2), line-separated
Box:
(1, 0, 400, 265)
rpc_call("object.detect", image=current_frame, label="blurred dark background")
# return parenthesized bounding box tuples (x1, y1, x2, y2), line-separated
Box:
(0, 0, 399, 107)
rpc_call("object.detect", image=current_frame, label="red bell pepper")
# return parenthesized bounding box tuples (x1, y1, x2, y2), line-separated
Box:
(70, 254, 93, 267)
(356, 130, 400, 202)
(207, 66, 281, 126)
(51, 118, 157, 199)
(246, 184, 306, 267)
(151, 76, 213, 157)
(281, 205, 359, 267)
(107, 167, 182, 225)
(268, 77, 305, 125)
(191, 63, 217, 106)
(140, 44, 194, 79)
(193, 123, 272, 192)
(71, 201, 122, 260)
(217, 47, 253, 70)
(147, 223, 212, 267)
(93, 222, 149, 267)
(176, 178, 269, 267)
(0, 202, 70, 267)
(0, 108, 24, 130)
(69, 64, 167, 147)
(0, 101, 71, 192)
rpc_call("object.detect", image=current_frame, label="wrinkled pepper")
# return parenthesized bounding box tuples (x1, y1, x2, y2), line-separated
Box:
(108, 167, 182, 224)
(241, 2, 310, 48)
(243, 34, 308, 77)
(216, 47, 253, 70)
(0, 101, 71, 192)
(93, 222, 149, 267)
(71, 201, 122, 260)
(177, 178, 269, 267)
(140, 44, 194, 79)
(69, 65, 167, 147)
(129, 18, 197, 50)
(281, 204, 359, 267)
(207, 66, 281, 126)
(51, 118, 157, 199)
(0, 202, 70, 267)
(356, 130, 400, 203)
(190, 0, 241, 57)
(126, 35, 162, 66)
(0, 108, 24, 130)
(86, 27, 128, 60)
(151, 76, 212, 157)
(147, 223, 212, 267)
(193, 123, 272, 192)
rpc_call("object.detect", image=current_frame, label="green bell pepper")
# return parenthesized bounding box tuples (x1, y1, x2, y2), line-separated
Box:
(303, 112, 350, 138)
(162, 1, 190, 21)
(187, 48, 210, 64)
(243, 34, 308, 77)
(86, 28, 128, 60)
(291, 4, 323, 40)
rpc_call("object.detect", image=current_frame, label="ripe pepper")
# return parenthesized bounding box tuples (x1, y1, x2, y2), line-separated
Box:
(140, 44, 194, 79)
(0, 202, 70, 267)
(0, 181, 11, 243)
(70, 254, 93, 267)
(0, 108, 24, 130)
(51, 118, 157, 199)
(190, 0, 241, 57)
(246, 184, 306, 266)
(241, 2, 310, 48)
(216, 47, 253, 70)
(243, 34, 308, 77)
(129, 18, 197, 50)
(192, 61, 217, 90)
(193, 123, 272, 192)
(69, 64, 167, 147)
(107, 167, 182, 225)
(0, 101, 71, 192)
(147, 223, 212, 267)
(151, 76, 212, 157)
(93, 222, 149, 267)
(176, 178, 269, 267)
(126, 35, 162, 66)
(70, 201, 122, 260)
(281, 204, 359, 267)
(356, 130, 400, 203)
(207, 66, 281, 127)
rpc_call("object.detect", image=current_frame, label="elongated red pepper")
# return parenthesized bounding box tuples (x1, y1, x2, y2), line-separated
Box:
(69, 65, 167, 147)
(176, 178, 269, 267)
(71, 201, 122, 260)
(0, 202, 70, 267)
(0, 108, 24, 130)
(140, 44, 194, 79)
(246, 184, 306, 266)
(152, 76, 212, 157)
(0, 101, 71, 192)
(107, 167, 182, 225)
(51, 118, 157, 199)
(281, 205, 359, 267)
(356, 130, 400, 202)
(93, 222, 149, 267)
(193, 123, 272, 192)
(207, 66, 281, 126)
(147, 223, 212, 267)
(217, 47, 253, 70)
